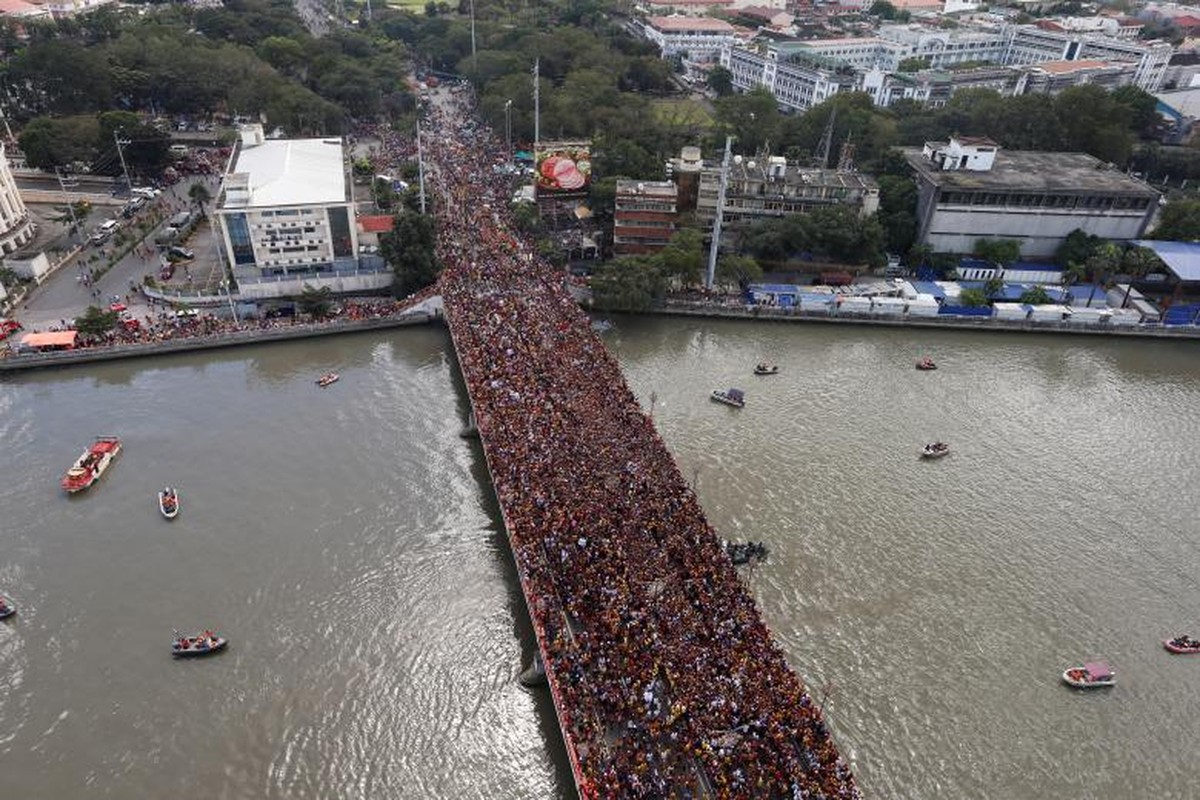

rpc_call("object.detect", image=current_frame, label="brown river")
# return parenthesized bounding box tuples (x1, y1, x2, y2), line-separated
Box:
(1, 318, 1198, 799)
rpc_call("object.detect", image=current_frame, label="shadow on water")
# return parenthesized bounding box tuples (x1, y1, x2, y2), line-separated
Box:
(445, 346, 579, 800)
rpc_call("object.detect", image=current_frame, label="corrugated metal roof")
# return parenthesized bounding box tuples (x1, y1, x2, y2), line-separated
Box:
(1132, 240, 1200, 282)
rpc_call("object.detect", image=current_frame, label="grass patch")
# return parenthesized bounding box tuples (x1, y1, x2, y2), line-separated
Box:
(386, 0, 428, 9)
(651, 97, 715, 130)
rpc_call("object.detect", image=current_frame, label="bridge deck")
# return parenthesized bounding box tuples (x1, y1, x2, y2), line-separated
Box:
(428, 99, 858, 800)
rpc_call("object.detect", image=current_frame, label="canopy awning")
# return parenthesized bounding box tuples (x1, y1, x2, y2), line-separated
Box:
(20, 330, 77, 348)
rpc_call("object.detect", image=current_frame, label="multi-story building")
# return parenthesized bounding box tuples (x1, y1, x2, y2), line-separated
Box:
(906, 137, 1160, 257)
(641, 16, 738, 63)
(721, 43, 859, 111)
(1004, 24, 1173, 89)
(612, 180, 679, 256)
(0, 143, 35, 255)
(217, 126, 389, 301)
(693, 154, 879, 228)
(723, 21, 1173, 112)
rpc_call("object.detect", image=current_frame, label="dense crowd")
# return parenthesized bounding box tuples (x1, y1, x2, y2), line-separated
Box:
(10, 297, 429, 353)
(425, 90, 859, 799)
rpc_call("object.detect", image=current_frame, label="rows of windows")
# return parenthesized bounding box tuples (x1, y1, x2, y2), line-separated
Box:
(938, 191, 1153, 211)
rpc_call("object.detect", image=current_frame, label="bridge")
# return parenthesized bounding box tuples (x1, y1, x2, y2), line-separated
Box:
(426, 97, 859, 799)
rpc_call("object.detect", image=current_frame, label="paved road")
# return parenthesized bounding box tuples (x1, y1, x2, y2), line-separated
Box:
(14, 177, 222, 332)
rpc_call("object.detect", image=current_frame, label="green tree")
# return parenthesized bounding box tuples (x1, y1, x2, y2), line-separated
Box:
(983, 276, 1005, 297)
(1083, 243, 1121, 307)
(1055, 228, 1103, 268)
(188, 183, 212, 215)
(1118, 246, 1160, 308)
(1151, 197, 1200, 241)
(1061, 260, 1086, 304)
(715, 253, 762, 290)
(959, 288, 989, 307)
(974, 238, 1021, 268)
(381, 210, 440, 297)
(590, 256, 665, 311)
(877, 174, 918, 255)
(297, 284, 334, 318)
(707, 66, 734, 97)
(658, 228, 705, 287)
(1019, 286, 1052, 305)
(74, 305, 119, 336)
(870, 0, 898, 18)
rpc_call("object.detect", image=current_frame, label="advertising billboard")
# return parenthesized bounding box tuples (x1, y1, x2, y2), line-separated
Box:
(535, 145, 591, 194)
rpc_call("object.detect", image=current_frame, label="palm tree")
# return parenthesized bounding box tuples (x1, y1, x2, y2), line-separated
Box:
(1118, 246, 1160, 309)
(1060, 261, 1086, 305)
(1083, 243, 1121, 308)
(188, 183, 212, 216)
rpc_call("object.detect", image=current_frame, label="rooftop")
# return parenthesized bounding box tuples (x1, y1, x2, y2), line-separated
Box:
(358, 214, 395, 234)
(904, 148, 1159, 195)
(1031, 59, 1112, 74)
(1132, 240, 1200, 282)
(647, 15, 736, 32)
(225, 138, 347, 209)
(615, 179, 678, 197)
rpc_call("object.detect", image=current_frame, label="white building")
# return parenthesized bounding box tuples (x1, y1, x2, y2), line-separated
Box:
(0, 143, 35, 255)
(217, 126, 388, 301)
(906, 138, 1160, 257)
(641, 16, 738, 63)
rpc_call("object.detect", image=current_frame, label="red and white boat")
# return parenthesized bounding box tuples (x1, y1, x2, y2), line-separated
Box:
(61, 436, 122, 493)
(1164, 636, 1200, 654)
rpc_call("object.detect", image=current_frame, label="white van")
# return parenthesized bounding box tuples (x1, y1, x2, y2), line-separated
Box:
(169, 144, 189, 155)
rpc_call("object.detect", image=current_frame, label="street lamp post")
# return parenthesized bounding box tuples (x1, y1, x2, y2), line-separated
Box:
(220, 279, 239, 324)
(504, 99, 512, 163)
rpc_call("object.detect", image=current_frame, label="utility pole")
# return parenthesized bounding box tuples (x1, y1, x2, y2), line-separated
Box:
(706, 136, 733, 291)
(469, 0, 477, 73)
(55, 168, 80, 241)
(504, 99, 512, 163)
(532, 59, 540, 156)
(114, 129, 133, 193)
(416, 117, 426, 214)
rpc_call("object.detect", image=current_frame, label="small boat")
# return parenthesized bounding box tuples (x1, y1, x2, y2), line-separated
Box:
(61, 435, 122, 493)
(1164, 636, 1200, 654)
(158, 487, 179, 519)
(711, 388, 746, 408)
(0, 595, 15, 620)
(921, 442, 950, 459)
(1062, 661, 1116, 689)
(754, 363, 779, 376)
(172, 630, 228, 658)
(316, 372, 339, 388)
(916, 358, 937, 371)
(724, 541, 769, 566)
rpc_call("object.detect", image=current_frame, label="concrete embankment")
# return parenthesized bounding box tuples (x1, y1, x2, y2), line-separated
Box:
(655, 302, 1200, 340)
(0, 312, 437, 374)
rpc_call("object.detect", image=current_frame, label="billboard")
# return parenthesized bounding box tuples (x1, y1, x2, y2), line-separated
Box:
(536, 145, 591, 194)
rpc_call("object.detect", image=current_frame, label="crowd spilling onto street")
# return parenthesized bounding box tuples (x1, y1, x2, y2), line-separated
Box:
(425, 87, 859, 799)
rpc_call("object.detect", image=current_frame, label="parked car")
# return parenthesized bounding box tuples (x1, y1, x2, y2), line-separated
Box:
(167, 246, 195, 261)
(0, 319, 22, 340)
(159, 261, 175, 280)
(109, 302, 127, 313)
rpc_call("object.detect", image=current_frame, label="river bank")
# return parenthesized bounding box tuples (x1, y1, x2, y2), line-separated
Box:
(655, 299, 1200, 339)
(0, 311, 437, 373)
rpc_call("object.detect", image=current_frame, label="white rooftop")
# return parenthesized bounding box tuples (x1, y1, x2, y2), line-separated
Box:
(226, 138, 346, 209)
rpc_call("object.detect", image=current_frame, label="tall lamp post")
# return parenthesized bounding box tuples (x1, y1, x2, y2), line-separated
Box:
(220, 278, 239, 323)
(504, 99, 512, 163)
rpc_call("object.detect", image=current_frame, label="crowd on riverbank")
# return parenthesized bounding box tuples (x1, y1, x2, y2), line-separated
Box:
(3, 296, 431, 355)
(425, 90, 858, 799)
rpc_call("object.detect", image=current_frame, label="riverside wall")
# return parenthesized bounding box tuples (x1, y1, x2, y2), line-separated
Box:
(656, 301, 1200, 339)
(0, 312, 436, 373)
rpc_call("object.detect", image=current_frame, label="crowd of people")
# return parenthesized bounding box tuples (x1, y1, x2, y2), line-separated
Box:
(424, 88, 859, 799)
(8, 297, 429, 354)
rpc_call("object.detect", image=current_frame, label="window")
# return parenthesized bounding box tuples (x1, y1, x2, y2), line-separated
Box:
(225, 213, 255, 265)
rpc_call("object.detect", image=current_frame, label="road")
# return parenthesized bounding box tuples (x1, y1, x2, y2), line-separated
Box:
(14, 176, 222, 332)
